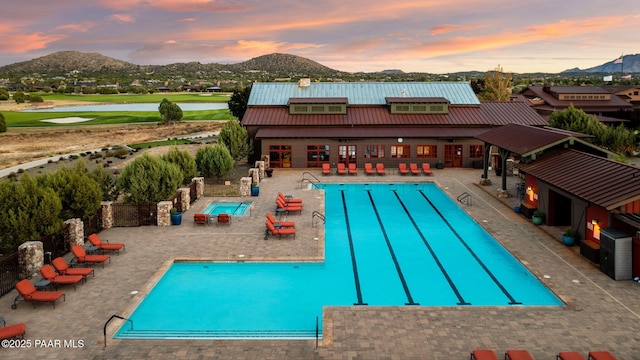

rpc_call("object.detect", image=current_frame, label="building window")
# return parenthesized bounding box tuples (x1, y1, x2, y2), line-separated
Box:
(416, 145, 437, 158)
(307, 145, 330, 167)
(469, 144, 483, 158)
(390, 145, 410, 159)
(364, 145, 385, 158)
(269, 144, 292, 168)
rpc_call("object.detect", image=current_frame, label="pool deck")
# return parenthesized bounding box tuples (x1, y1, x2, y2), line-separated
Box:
(2, 167, 639, 359)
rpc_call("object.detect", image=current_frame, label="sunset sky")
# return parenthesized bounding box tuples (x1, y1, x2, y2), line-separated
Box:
(1, 0, 638, 74)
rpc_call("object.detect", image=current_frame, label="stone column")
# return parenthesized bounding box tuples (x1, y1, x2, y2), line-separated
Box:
(255, 160, 265, 179)
(18, 241, 44, 279)
(101, 201, 114, 229)
(178, 188, 191, 212)
(261, 155, 270, 169)
(193, 177, 205, 200)
(65, 218, 85, 247)
(157, 201, 172, 226)
(249, 168, 260, 185)
(240, 177, 252, 196)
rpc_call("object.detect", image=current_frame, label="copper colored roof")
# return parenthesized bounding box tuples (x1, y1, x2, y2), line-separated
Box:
(523, 86, 632, 110)
(255, 127, 488, 139)
(517, 150, 640, 210)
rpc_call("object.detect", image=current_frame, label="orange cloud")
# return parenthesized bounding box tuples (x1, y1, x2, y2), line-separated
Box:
(98, 0, 251, 12)
(429, 24, 483, 35)
(0, 31, 66, 53)
(55, 22, 99, 32)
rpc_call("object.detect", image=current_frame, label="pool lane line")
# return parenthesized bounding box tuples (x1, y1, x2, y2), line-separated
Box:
(417, 190, 522, 305)
(391, 191, 470, 306)
(366, 190, 419, 306)
(340, 190, 367, 306)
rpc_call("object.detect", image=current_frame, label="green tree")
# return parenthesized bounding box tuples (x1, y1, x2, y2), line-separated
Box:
(196, 145, 234, 180)
(478, 65, 512, 101)
(0, 112, 6, 133)
(0, 175, 63, 252)
(158, 98, 183, 125)
(162, 146, 197, 185)
(227, 85, 252, 122)
(117, 153, 183, 203)
(37, 162, 102, 221)
(13, 91, 26, 104)
(89, 165, 118, 201)
(217, 120, 250, 160)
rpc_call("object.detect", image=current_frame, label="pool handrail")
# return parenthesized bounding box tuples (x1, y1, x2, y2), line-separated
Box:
(104, 314, 133, 348)
(301, 172, 321, 189)
(312, 211, 325, 227)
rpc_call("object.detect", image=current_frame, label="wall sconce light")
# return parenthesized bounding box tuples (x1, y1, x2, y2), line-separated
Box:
(397, 138, 404, 143)
(592, 218, 599, 225)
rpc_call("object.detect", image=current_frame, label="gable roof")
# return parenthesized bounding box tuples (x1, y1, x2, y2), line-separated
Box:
(517, 150, 640, 210)
(522, 85, 632, 112)
(248, 82, 481, 106)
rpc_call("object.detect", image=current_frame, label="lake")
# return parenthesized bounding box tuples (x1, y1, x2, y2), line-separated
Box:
(22, 103, 228, 112)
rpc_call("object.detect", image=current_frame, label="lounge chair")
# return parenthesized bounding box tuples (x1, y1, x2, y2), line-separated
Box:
(376, 163, 385, 175)
(505, 350, 534, 360)
(422, 162, 433, 175)
(587, 352, 616, 360)
(398, 163, 409, 175)
(51, 257, 95, 279)
(71, 245, 111, 268)
(322, 163, 331, 175)
(267, 213, 295, 228)
(348, 163, 358, 175)
(0, 322, 26, 340)
(278, 192, 302, 203)
(276, 198, 302, 214)
(194, 213, 210, 225)
(265, 221, 296, 239)
(39, 264, 84, 290)
(217, 213, 231, 225)
(409, 163, 421, 175)
(87, 233, 125, 254)
(470, 349, 498, 360)
(12, 279, 65, 309)
(337, 163, 347, 175)
(557, 352, 586, 360)
(364, 163, 375, 175)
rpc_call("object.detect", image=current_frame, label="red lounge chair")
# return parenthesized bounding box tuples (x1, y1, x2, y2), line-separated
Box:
(470, 349, 498, 360)
(587, 352, 616, 360)
(265, 221, 296, 239)
(71, 245, 111, 268)
(13, 279, 65, 309)
(39, 264, 84, 290)
(337, 163, 347, 175)
(322, 163, 331, 175)
(194, 213, 210, 225)
(88, 233, 125, 254)
(422, 162, 433, 175)
(278, 192, 302, 203)
(505, 350, 534, 360)
(217, 213, 231, 225)
(376, 163, 385, 175)
(267, 213, 295, 228)
(557, 352, 586, 360)
(398, 163, 409, 175)
(0, 322, 26, 340)
(364, 163, 375, 175)
(52, 257, 94, 279)
(409, 163, 421, 175)
(348, 163, 358, 175)
(276, 198, 302, 214)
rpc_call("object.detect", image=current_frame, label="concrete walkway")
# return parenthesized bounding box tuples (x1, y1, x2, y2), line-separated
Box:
(1, 168, 639, 359)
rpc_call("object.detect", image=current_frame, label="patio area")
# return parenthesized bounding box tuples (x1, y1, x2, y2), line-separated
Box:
(1, 167, 639, 359)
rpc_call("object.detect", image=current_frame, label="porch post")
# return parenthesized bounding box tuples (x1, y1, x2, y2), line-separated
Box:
(482, 142, 491, 179)
(499, 148, 511, 191)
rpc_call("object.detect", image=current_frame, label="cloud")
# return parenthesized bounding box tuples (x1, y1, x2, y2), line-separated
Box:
(429, 24, 483, 35)
(109, 14, 135, 23)
(0, 23, 66, 53)
(55, 22, 99, 32)
(99, 0, 251, 12)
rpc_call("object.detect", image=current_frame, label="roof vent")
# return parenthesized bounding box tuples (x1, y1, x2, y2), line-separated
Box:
(401, 89, 408, 97)
(298, 77, 311, 87)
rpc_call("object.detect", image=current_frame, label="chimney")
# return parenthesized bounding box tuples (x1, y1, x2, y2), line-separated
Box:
(542, 83, 551, 92)
(298, 77, 311, 87)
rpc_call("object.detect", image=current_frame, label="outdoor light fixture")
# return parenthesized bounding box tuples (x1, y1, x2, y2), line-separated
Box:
(397, 137, 404, 143)
(592, 218, 599, 225)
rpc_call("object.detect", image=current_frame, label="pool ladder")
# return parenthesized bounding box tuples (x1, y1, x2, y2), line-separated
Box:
(312, 211, 325, 227)
(103, 314, 133, 348)
(301, 172, 321, 189)
(457, 192, 472, 206)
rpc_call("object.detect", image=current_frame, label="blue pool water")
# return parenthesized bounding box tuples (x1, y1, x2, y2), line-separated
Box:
(203, 201, 251, 216)
(116, 183, 561, 340)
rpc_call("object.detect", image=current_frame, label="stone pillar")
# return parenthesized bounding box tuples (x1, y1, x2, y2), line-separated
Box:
(479, 178, 492, 186)
(261, 155, 270, 169)
(157, 201, 172, 226)
(178, 188, 190, 212)
(101, 201, 114, 229)
(240, 177, 252, 196)
(255, 160, 265, 179)
(249, 168, 260, 185)
(18, 241, 44, 279)
(65, 218, 85, 247)
(193, 177, 205, 200)
(497, 189, 509, 198)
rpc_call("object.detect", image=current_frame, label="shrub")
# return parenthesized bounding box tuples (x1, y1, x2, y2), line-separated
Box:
(196, 145, 233, 180)
(117, 153, 182, 203)
(162, 146, 196, 185)
(0, 112, 6, 133)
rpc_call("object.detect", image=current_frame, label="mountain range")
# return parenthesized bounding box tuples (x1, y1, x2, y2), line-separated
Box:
(0, 51, 637, 79)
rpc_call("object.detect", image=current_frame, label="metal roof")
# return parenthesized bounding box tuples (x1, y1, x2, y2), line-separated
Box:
(255, 127, 488, 139)
(248, 82, 481, 106)
(288, 97, 348, 104)
(517, 149, 640, 210)
(523, 86, 633, 110)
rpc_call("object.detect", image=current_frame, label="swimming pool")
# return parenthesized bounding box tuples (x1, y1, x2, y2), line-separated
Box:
(116, 183, 561, 340)
(203, 201, 251, 216)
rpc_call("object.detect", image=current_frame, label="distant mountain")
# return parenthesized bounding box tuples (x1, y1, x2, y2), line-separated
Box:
(0, 51, 346, 78)
(562, 54, 640, 73)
